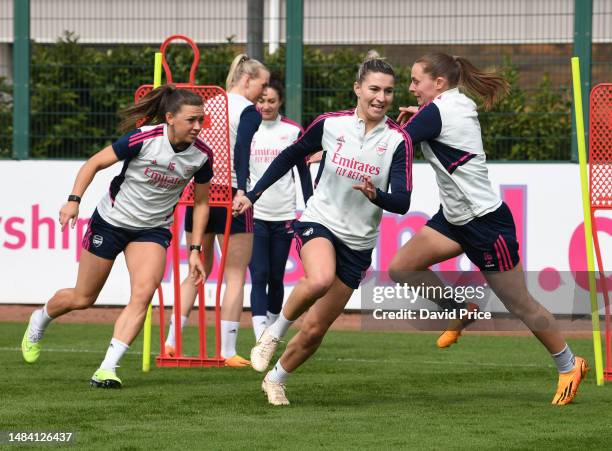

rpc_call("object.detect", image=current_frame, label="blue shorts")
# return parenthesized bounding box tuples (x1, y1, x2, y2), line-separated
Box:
(293, 221, 372, 289)
(82, 210, 172, 260)
(184, 189, 253, 235)
(426, 202, 520, 272)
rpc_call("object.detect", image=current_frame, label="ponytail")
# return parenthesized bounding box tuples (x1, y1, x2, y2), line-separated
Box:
(455, 56, 509, 110)
(416, 53, 509, 110)
(225, 53, 267, 90)
(118, 84, 203, 133)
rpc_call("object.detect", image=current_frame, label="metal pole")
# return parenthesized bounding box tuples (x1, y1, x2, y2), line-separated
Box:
(285, 0, 303, 125)
(12, 0, 30, 159)
(247, 0, 264, 62)
(571, 0, 592, 162)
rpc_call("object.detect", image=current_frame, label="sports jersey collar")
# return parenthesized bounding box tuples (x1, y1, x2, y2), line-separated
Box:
(437, 87, 460, 99)
(352, 109, 388, 134)
(261, 114, 282, 128)
(163, 123, 196, 154)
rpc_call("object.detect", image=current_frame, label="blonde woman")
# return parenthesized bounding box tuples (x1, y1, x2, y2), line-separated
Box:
(166, 54, 270, 367)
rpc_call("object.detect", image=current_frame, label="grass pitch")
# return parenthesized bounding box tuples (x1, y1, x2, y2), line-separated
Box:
(1, 321, 610, 450)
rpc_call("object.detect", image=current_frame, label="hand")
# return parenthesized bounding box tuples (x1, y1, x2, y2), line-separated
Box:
(397, 106, 419, 125)
(59, 202, 79, 232)
(188, 251, 206, 286)
(307, 151, 324, 164)
(232, 194, 253, 217)
(352, 176, 377, 201)
(236, 189, 246, 197)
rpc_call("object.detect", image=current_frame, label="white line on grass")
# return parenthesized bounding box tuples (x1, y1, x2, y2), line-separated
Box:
(0, 347, 553, 368)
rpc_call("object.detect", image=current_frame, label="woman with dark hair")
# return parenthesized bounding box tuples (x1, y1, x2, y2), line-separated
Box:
(21, 85, 213, 388)
(247, 80, 313, 341)
(233, 51, 413, 405)
(393, 52, 587, 405)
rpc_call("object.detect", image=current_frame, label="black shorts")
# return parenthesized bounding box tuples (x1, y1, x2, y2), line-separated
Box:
(82, 210, 172, 260)
(293, 221, 372, 289)
(426, 202, 520, 272)
(184, 188, 254, 235)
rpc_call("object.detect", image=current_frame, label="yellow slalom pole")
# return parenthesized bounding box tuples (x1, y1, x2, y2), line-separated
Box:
(142, 52, 164, 373)
(571, 56, 604, 386)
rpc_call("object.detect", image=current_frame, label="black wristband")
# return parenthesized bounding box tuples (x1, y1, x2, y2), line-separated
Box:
(189, 245, 202, 252)
(67, 194, 81, 203)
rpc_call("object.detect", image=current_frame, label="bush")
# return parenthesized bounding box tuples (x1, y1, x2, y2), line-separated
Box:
(479, 60, 572, 160)
(4, 33, 572, 160)
(0, 75, 12, 158)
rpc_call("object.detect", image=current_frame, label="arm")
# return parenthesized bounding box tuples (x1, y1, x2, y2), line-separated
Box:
(234, 106, 262, 192)
(59, 145, 120, 231)
(353, 141, 412, 215)
(401, 102, 442, 145)
(295, 152, 314, 204)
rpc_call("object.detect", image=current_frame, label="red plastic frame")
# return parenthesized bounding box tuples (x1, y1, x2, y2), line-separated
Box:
(589, 83, 612, 381)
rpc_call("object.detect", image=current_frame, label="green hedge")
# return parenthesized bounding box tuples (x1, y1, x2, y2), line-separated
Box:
(0, 75, 11, 157)
(0, 32, 571, 160)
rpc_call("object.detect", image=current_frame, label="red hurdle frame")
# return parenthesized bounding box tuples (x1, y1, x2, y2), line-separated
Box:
(589, 83, 612, 381)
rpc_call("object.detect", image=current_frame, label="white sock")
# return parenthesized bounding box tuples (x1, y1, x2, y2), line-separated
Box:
(252, 315, 268, 341)
(552, 344, 576, 373)
(221, 320, 240, 359)
(166, 314, 188, 347)
(267, 311, 280, 325)
(100, 338, 129, 372)
(268, 311, 294, 340)
(266, 360, 291, 384)
(28, 306, 54, 343)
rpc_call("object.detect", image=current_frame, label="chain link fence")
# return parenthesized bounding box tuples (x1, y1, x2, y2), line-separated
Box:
(0, 0, 610, 159)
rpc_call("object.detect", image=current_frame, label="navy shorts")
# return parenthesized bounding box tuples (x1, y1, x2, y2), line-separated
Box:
(426, 202, 520, 272)
(184, 188, 254, 235)
(293, 221, 372, 289)
(254, 218, 296, 241)
(82, 210, 172, 260)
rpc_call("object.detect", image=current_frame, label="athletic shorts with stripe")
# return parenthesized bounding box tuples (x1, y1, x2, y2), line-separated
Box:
(82, 209, 172, 260)
(293, 221, 372, 289)
(426, 202, 520, 272)
(184, 188, 254, 235)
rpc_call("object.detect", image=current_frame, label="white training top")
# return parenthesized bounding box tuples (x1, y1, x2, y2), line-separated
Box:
(97, 124, 213, 229)
(249, 115, 306, 221)
(248, 109, 413, 251)
(404, 88, 501, 225)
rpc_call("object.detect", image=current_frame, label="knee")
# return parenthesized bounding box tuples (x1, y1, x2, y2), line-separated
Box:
(388, 257, 420, 284)
(130, 282, 158, 306)
(66, 289, 97, 310)
(300, 322, 327, 348)
(250, 267, 269, 285)
(304, 274, 335, 298)
(268, 272, 284, 288)
(224, 265, 248, 285)
(502, 293, 540, 318)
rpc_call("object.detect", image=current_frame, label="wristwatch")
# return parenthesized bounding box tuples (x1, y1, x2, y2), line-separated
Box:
(67, 194, 81, 203)
(189, 245, 202, 252)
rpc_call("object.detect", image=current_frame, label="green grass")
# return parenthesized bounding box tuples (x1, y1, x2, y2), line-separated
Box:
(1, 321, 611, 450)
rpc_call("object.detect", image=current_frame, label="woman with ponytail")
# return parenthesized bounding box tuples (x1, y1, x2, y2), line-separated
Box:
(233, 51, 413, 405)
(165, 54, 270, 367)
(391, 52, 587, 405)
(21, 85, 214, 389)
